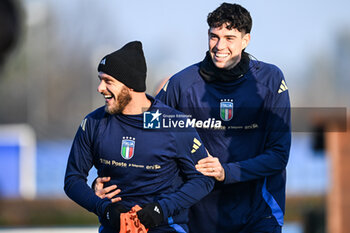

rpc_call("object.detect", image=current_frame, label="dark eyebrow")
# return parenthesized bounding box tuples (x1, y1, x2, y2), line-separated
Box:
(225, 35, 237, 39)
(98, 75, 113, 81)
(209, 32, 237, 39)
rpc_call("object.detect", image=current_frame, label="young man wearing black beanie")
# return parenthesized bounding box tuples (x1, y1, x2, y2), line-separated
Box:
(64, 41, 214, 233)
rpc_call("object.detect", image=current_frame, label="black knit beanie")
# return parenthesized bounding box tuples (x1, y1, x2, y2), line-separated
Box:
(97, 41, 147, 92)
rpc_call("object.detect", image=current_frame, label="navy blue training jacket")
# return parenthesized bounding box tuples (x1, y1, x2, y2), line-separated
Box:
(64, 96, 214, 233)
(156, 59, 291, 233)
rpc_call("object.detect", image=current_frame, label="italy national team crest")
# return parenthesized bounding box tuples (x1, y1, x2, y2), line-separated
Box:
(121, 137, 135, 160)
(220, 99, 234, 121)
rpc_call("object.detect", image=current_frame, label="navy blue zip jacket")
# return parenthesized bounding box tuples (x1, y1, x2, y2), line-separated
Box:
(64, 96, 214, 233)
(156, 59, 291, 233)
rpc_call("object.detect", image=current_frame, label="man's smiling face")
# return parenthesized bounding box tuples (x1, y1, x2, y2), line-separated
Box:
(97, 72, 131, 114)
(208, 23, 250, 70)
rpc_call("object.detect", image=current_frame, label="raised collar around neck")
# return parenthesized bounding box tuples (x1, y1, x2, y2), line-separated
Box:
(199, 51, 250, 83)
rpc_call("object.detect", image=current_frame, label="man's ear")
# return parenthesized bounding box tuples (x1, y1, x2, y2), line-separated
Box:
(242, 33, 251, 50)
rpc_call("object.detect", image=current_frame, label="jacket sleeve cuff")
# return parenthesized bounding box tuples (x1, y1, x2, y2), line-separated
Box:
(96, 198, 112, 217)
(157, 199, 169, 222)
(222, 163, 240, 185)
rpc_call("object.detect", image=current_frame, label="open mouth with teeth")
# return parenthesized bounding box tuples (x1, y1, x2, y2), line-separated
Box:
(103, 93, 114, 103)
(214, 53, 229, 59)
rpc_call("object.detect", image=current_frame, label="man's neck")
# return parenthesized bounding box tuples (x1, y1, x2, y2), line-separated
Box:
(122, 92, 151, 115)
(224, 55, 241, 70)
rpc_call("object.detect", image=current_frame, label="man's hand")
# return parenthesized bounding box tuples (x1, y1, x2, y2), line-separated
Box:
(195, 154, 225, 181)
(101, 202, 128, 229)
(136, 203, 164, 229)
(94, 177, 122, 203)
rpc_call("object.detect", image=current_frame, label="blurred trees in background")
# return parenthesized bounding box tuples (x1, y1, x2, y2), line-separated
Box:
(0, 0, 21, 68)
(0, 1, 115, 140)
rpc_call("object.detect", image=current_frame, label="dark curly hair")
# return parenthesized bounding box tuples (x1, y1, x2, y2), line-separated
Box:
(207, 3, 252, 34)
